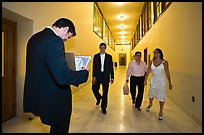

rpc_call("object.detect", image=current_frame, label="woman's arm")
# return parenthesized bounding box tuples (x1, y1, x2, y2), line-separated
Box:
(164, 60, 172, 89)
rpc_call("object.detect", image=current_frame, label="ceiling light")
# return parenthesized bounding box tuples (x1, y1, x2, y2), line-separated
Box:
(120, 25, 125, 29)
(119, 31, 127, 35)
(115, 2, 124, 5)
(116, 14, 127, 21)
(119, 36, 126, 38)
(119, 15, 124, 20)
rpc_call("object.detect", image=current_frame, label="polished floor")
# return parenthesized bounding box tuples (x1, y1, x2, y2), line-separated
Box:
(2, 66, 202, 133)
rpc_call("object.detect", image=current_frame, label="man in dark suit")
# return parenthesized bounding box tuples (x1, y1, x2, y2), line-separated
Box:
(23, 18, 89, 133)
(92, 43, 114, 114)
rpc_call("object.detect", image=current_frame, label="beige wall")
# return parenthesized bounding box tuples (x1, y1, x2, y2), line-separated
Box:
(132, 2, 202, 124)
(2, 2, 117, 116)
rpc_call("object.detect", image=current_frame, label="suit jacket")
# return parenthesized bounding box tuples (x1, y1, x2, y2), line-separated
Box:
(92, 53, 114, 82)
(23, 28, 89, 125)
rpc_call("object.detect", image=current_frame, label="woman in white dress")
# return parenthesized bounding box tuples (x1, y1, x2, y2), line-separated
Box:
(144, 48, 172, 120)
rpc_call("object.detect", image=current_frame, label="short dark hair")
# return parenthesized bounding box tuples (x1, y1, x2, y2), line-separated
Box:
(135, 51, 141, 56)
(52, 18, 76, 36)
(99, 43, 106, 48)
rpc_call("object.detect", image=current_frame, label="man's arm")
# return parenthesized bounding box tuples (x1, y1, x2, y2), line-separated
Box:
(110, 55, 114, 84)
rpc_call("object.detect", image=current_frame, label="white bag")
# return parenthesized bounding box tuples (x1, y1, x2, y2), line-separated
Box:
(123, 82, 129, 95)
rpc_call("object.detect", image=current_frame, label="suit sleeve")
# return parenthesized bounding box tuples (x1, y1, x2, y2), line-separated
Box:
(110, 55, 114, 79)
(45, 38, 88, 86)
(92, 54, 97, 78)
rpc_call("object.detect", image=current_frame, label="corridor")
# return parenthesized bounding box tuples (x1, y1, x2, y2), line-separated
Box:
(2, 66, 202, 133)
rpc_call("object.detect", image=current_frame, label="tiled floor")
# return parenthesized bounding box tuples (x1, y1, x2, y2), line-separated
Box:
(2, 66, 202, 133)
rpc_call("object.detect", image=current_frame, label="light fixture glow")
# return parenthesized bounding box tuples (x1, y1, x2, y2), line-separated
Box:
(119, 31, 127, 35)
(115, 2, 124, 5)
(119, 15, 124, 20)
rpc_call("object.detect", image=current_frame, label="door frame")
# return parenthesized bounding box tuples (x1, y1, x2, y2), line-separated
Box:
(119, 53, 127, 66)
(2, 18, 17, 122)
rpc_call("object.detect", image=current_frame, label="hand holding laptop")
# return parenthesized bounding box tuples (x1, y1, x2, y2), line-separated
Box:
(75, 56, 91, 71)
(65, 52, 91, 71)
(82, 66, 90, 72)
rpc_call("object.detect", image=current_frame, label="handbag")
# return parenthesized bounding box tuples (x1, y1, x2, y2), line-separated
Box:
(123, 82, 129, 95)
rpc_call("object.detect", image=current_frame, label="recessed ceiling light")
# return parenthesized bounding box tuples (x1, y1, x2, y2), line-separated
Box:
(119, 15, 124, 20)
(115, 2, 124, 5)
(119, 31, 127, 35)
(120, 16, 124, 19)
(119, 36, 126, 38)
(119, 25, 126, 29)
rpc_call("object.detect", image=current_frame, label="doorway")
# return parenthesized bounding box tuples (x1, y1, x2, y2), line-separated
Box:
(144, 48, 147, 64)
(2, 18, 17, 122)
(119, 53, 126, 66)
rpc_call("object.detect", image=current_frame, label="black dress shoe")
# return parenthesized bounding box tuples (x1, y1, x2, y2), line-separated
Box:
(96, 96, 102, 105)
(96, 100, 100, 105)
(102, 109, 107, 114)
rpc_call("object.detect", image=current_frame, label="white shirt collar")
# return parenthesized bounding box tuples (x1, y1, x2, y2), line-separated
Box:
(46, 26, 58, 36)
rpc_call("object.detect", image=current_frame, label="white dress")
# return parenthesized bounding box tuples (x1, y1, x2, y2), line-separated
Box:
(148, 60, 166, 102)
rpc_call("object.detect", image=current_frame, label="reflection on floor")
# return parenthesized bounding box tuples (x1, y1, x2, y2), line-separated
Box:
(2, 66, 202, 133)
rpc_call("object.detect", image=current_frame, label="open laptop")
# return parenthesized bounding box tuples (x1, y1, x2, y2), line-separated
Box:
(65, 52, 91, 71)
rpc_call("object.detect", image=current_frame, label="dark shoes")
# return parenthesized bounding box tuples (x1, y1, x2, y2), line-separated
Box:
(135, 105, 141, 111)
(102, 109, 107, 114)
(96, 96, 106, 114)
(136, 107, 141, 111)
(132, 100, 135, 104)
(96, 99, 100, 105)
(96, 96, 102, 105)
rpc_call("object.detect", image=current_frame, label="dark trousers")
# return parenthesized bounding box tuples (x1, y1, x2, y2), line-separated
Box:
(50, 120, 70, 133)
(130, 76, 145, 108)
(92, 72, 109, 110)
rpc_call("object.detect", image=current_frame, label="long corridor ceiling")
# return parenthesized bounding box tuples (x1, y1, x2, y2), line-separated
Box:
(97, 2, 144, 45)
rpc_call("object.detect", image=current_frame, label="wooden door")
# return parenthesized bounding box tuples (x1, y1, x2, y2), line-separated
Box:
(144, 48, 147, 64)
(2, 18, 17, 122)
(119, 53, 126, 66)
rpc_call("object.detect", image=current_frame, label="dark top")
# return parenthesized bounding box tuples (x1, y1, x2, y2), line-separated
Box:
(92, 53, 114, 82)
(23, 28, 89, 125)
